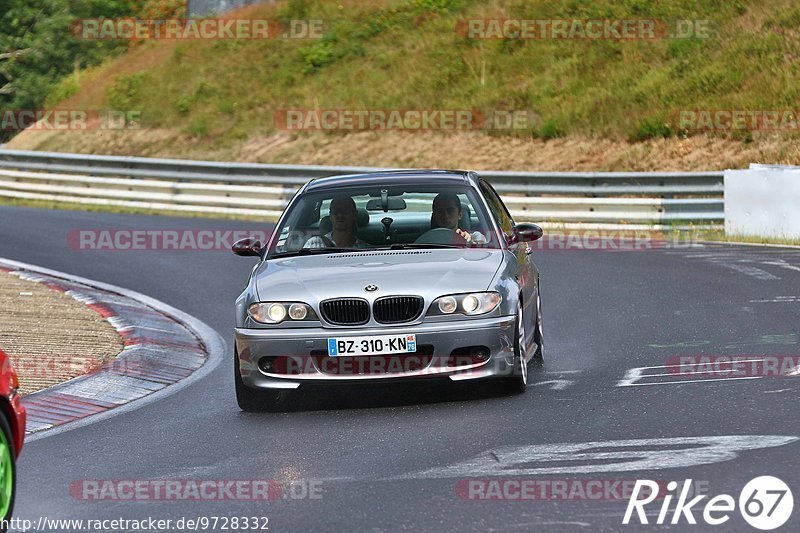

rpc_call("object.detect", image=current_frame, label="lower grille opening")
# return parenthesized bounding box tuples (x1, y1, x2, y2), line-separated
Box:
(312, 345, 434, 375)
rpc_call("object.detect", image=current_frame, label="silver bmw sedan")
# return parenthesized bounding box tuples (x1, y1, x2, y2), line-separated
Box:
(232, 170, 544, 411)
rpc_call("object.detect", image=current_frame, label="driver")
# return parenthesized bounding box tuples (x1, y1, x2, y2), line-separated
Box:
(304, 196, 367, 248)
(431, 193, 487, 244)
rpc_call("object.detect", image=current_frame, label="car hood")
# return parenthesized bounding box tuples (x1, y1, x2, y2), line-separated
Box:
(255, 249, 504, 302)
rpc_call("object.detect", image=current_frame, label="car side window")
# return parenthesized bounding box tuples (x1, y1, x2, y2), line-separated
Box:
(479, 180, 514, 236)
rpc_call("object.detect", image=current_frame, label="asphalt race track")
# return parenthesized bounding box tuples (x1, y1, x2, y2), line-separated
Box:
(2, 204, 799, 532)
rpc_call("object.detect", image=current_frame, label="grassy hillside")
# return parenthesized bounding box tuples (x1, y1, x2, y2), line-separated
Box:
(8, 0, 800, 167)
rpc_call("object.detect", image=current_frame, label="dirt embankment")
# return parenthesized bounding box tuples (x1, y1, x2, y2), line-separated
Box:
(7, 129, 800, 171)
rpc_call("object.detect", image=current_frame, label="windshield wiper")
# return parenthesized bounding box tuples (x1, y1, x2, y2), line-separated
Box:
(271, 247, 362, 258)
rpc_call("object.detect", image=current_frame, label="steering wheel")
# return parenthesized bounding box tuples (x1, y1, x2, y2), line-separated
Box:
(414, 227, 460, 245)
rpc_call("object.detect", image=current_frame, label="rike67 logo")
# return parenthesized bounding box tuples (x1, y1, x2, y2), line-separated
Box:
(624, 476, 793, 530)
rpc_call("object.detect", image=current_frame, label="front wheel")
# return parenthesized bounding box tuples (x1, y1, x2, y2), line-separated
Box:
(234, 349, 282, 412)
(532, 284, 544, 364)
(0, 413, 16, 531)
(503, 302, 528, 394)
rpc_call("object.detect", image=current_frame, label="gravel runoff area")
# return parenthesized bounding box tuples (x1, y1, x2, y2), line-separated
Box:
(0, 268, 123, 394)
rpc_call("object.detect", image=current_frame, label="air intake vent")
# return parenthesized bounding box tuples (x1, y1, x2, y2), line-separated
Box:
(321, 298, 369, 325)
(373, 296, 424, 324)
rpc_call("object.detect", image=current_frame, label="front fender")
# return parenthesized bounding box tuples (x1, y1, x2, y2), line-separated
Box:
(235, 262, 262, 328)
(487, 250, 523, 315)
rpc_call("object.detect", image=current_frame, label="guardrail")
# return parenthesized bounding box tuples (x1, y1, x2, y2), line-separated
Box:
(0, 149, 723, 229)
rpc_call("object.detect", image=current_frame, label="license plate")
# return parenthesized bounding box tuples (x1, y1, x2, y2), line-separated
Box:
(327, 334, 417, 356)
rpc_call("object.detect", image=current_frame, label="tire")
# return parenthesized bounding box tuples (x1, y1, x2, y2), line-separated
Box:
(532, 284, 544, 364)
(234, 349, 282, 412)
(0, 412, 16, 531)
(503, 301, 528, 394)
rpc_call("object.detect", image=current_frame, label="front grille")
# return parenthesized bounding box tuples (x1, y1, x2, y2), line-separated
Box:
(320, 298, 369, 325)
(373, 296, 424, 324)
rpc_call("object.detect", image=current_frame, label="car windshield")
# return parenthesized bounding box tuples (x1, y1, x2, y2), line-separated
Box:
(267, 185, 501, 257)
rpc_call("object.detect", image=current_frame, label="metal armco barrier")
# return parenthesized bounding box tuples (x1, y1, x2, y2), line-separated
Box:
(0, 150, 723, 229)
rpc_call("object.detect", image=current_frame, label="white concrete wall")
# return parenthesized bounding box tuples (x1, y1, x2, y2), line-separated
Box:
(725, 165, 800, 239)
(187, 0, 270, 16)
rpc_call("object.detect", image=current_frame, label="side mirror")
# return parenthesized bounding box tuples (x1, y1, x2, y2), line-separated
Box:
(509, 223, 543, 244)
(232, 238, 262, 257)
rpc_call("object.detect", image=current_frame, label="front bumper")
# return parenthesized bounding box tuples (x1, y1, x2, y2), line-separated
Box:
(235, 315, 516, 390)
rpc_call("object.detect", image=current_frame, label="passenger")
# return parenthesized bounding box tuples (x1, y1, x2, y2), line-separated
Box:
(304, 196, 366, 248)
(431, 193, 487, 244)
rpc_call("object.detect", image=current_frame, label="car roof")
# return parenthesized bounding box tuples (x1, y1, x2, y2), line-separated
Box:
(303, 170, 477, 193)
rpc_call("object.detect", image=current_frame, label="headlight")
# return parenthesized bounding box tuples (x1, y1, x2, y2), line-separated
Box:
(288, 303, 307, 320)
(438, 296, 458, 314)
(461, 294, 480, 314)
(428, 292, 502, 317)
(267, 304, 286, 323)
(249, 302, 317, 324)
(9, 366, 19, 394)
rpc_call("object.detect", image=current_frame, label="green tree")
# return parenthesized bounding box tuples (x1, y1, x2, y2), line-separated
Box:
(0, 0, 136, 140)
